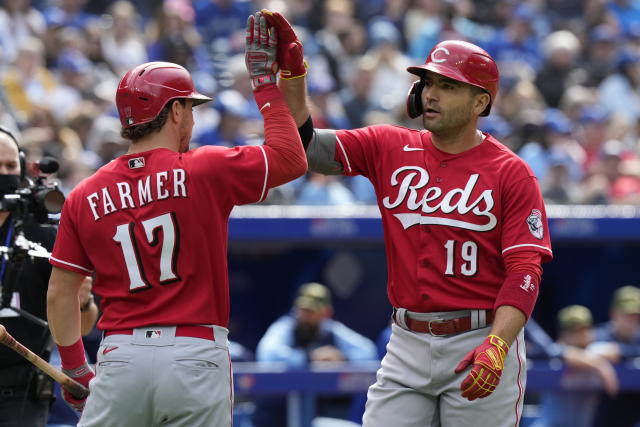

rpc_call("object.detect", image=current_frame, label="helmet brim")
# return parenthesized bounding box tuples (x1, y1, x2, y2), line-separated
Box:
(408, 64, 477, 90)
(191, 93, 213, 106)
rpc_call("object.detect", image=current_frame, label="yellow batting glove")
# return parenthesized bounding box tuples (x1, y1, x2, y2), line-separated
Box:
(454, 334, 509, 400)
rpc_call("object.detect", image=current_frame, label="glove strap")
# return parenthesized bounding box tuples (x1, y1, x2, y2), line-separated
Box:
(62, 362, 92, 378)
(251, 74, 278, 90)
(280, 60, 309, 80)
(487, 334, 509, 360)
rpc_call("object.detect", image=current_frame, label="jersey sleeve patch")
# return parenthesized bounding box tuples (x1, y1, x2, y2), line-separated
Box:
(526, 209, 544, 239)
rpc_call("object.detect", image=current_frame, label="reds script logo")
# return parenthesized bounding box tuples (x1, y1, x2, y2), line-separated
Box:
(526, 209, 544, 239)
(382, 166, 496, 231)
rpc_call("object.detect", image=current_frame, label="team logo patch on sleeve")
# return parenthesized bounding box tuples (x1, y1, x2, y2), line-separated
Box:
(526, 209, 544, 239)
(128, 157, 145, 169)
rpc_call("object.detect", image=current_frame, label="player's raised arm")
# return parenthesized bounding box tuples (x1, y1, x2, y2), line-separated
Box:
(261, 9, 344, 176)
(245, 11, 307, 187)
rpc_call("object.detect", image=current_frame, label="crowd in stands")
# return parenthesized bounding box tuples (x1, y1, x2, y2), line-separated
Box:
(2, 0, 640, 205)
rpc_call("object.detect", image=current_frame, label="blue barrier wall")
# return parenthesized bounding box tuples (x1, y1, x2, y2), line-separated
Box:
(226, 205, 640, 351)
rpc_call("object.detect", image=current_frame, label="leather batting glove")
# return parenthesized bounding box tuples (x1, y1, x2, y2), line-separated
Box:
(245, 12, 279, 91)
(454, 334, 509, 401)
(261, 9, 307, 79)
(61, 362, 95, 411)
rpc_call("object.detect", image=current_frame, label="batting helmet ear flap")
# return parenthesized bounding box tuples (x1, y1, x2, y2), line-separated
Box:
(406, 80, 425, 119)
(0, 126, 25, 182)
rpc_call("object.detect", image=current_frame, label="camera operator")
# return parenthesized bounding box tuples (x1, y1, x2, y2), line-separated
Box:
(0, 129, 97, 427)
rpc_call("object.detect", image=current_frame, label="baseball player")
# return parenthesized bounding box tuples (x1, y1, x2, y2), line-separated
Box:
(263, 10, 553, 426)
(46, 12, 306, 426)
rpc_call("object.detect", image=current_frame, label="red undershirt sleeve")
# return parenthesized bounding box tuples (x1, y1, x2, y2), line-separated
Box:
(253, 85, 308, 188)
(495, 250, 543, 319)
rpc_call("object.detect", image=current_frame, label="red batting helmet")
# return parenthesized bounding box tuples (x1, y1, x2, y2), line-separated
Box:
(116, 62, 212, 128)
(406, 40, 499, 118)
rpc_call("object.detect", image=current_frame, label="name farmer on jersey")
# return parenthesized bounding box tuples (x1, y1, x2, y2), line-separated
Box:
(85, 168, 187, 220)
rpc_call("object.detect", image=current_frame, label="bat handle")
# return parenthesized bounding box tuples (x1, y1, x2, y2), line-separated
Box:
(64, 379, 90, 400)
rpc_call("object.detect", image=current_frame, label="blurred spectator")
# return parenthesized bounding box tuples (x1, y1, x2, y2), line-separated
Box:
(194, 0, 251, 55)
(0, 0, 46, 66)
(583, 25, 620, 87)
(350, 174, 377, 205)
(2, 37, 58, 125)
(540, 151, 582, 203)
(496, 65, 546, 125)
(43, 0, 97, 30)
(534, 30, 583, 108)
(100, 1, 147, 77)
(598, 50, 640, 125)
(196, 89, 255, 147)
(254, 283, 377, 426)
(49, 48, 94, 121)
(574, 105, 612, 172)
(313, 0, 366, 91)
(581, 139, 640, 204)
(606, 0, 640, 37)
(85, 117, 127, 166)
(307, 72, 349, 130)
(403, 0, 441, 46)
(593, 285, 640, 359)
(340, 57, 376, 129)
(146, 1, 207, 70)
(4, 0, 640, 210)
(408, 0, 492, 61)
(297, 173, 357, 205)
(532, 305, 619, 427)
(517, 109, 584, 183)
(484, 3, 545, 72)
(361, 19, 413, 113)
(592, 285, 640, 427)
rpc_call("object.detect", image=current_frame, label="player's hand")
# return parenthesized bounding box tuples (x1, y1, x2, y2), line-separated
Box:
(61, 362, 95, 411)
(245, 11, 278, 91)
(310, 345, 345, 362)
(261, 9, 307, 79)
(454, 334, 509, 400)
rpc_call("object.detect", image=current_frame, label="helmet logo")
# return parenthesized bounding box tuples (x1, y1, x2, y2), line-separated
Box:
(430, 47, 450, 63)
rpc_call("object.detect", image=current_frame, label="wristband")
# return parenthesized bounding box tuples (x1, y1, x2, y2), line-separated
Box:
(58, 338, 87, 370)
(494, 271, 539, 318)
(298, 115, 314, 149)
(253, 84, 284, 110)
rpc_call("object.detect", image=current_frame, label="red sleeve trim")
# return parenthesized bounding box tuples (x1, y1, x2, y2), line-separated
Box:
(50, 256, 93, 276)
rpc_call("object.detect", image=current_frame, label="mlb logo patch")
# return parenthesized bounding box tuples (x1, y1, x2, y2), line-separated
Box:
(145, 330, 162, 339)
(128, 157, 145, 169)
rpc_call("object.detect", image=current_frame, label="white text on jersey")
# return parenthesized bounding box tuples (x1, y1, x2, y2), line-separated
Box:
(86, 169, 188, 221)
(382, 166, 497, 231)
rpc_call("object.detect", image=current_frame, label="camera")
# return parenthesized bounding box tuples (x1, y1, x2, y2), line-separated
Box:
(0, 157, 65, 224)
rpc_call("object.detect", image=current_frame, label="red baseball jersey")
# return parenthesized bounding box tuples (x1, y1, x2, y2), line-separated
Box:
(335, 125, 553, 312)
(50, 146, 269, 330)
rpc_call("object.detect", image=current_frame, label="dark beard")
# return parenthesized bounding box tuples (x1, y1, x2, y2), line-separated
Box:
(293, 322, 320, 348)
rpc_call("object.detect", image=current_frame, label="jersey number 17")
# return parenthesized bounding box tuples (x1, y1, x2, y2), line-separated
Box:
(113, 212, 181, 291)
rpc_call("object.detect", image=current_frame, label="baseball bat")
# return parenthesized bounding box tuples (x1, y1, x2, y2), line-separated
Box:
(0, 325, 89, 399)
